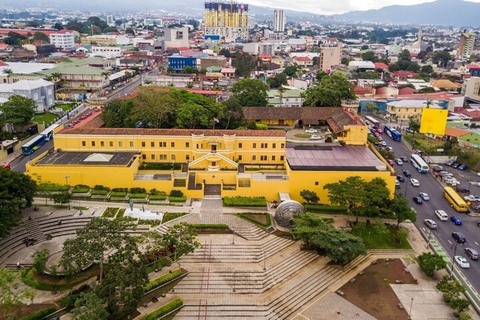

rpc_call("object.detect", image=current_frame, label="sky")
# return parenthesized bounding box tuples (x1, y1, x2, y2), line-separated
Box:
(243, 0, 480, 15)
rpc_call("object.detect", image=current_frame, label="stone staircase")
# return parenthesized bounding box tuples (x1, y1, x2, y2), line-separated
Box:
(187, 173, 202, 190)
(22, 218, 47, 243)
(231, 225, 270, 241)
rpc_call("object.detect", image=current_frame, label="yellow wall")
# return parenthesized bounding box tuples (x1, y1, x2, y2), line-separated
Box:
(338, 125, 368, 145)
(420, 108, 448, 136)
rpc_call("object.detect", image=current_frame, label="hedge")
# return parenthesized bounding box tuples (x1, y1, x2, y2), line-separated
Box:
(140, 298, 183, 320)
(223, 196, 267, 207)
(110, 192, 127, 197)
(149, 194, 167, 200)
(130, 193, 147, 199)
(145, 269, 182, 292)
(170, 190, 184, 197)
(191, 224, 229, 229)
(37, 183, 70, 192)
(112, 188, 128, 192)
(20, 307, 57, 320)
(169, 196, 187, 203)
(93, 185, 109, 191)
(139, 163, 182, 170)
(131, 187, 146, 194)
(91, 189, 109, 195)
(72, 185, 90, 193)
(162, 212, 188, 223)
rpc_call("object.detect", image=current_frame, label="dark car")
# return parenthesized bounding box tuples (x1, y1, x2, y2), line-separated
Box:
(451, 162, 460, 168)
(397, 175, 405, 182)
(403, 170, 412, 177)
(451, 216, 462, 225)
(457, 186, 469, 193)
(458, 164, 468, 170)
(400, 156, 408, 162)
(465, 248, 479, 260)
(413, 196, 423, 204)
(452, 232, 466, 244)
(431, 165, 443, 172)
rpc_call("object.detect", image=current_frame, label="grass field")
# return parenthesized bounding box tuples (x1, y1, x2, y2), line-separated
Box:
(351, 223, 412, 249)
(32, 112, 59, 124)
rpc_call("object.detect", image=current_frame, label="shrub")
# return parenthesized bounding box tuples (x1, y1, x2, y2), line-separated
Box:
(91, 189, 109, 196)
(145, 269, 182, 291)
(162, 212, 188, 223)
(417, 252, 447, 277)
(139, 163, 182, 170)
(169, 196, 187, 202)
(150, 188, 165, 196)
(72, 185, 90, 193)
(223, 196, 267, 207)
(256, 123, 268, 130)
(130, 187, 146, 194)
(112, 188, 128, 192)
(37, 183, 70, 192)
(149, 194, 167, 200)
(93, 185, 109, 190)
(140, 299, 183, 320)
(170, 190, 184, 197)
(110, 192, 127, 197)
(58, 284, 90, 309)
(20, 307, 57, 320)
(130, 193, 147, 199)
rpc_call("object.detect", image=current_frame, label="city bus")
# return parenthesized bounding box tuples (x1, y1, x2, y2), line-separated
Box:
(21, 135, 46, 156)
(39, 123, 60, 141)
(443, 186, 469, 212)
(384, 125, 402, 142)
(410, 154, 429, 173)
(365, 116, 380, 128)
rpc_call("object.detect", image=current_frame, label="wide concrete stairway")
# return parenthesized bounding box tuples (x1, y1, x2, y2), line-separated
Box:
(22, 218, 47, 243)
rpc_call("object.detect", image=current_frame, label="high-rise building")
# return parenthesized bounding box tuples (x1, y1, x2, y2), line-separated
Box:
(273, 9, 286, 33)
(204, 1, 249, 42)
(318, 39, 343, 73)
(459, 31, 476, 59)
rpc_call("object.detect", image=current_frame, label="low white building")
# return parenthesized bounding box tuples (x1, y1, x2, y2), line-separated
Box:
(49, 32, 75, 50)
(90, 46, 124, 58)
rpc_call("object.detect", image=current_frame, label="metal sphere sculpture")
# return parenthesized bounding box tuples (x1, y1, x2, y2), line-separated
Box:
(274, 200, 304, 228)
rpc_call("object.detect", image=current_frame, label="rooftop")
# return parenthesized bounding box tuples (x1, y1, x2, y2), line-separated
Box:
(286, 145, 387, 171)
(36, 152, 138, 166)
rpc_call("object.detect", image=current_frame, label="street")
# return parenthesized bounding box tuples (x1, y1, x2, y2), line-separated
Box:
(383, 131, 480, 292)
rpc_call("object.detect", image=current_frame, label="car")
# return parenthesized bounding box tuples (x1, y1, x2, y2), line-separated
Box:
(458, 164, 468, 170)
(374, 132, 380, 138)
(310, 135, 321, 140)
(431, 165, 444, 172)
(395, 180, 400, 187)
(413, 196, 423, 204)
(380, 141, 387, 147)
(451, 162, 460, 168)
(465, 248, 479, 260)
(403, 170, 412, 177)
(395, 159, 403, 165)
(452, 232, 466, 243)
(406, 128, 414, 134)
(419, 192, 430, 201)
(435, 210, 449, 221)
(386, 146, 394, 152)
(410, 178, 420, 187)
(464, 195, 480, 202)
(305, 128, 317, 134)
(400, 156, 408, 162)
(424, 219, 437, 229)
(451, 216, 462, 225)
(397, 175, 405, 182)
(455, 256, 470, 268)
(377, 128, 383, 134)
(457, 186, 469, 193)
(387, 159, 395, 166)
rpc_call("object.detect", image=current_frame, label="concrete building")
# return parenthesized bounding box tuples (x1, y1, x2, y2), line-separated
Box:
(267, 88, 304, 107)
(204, 1, 249, 42)
(318, 41, 342, 72)
(91, 46, 123, 58)
(463, 77, 480, 103)
(0, 79, 54, 112)
(49, 32, 75, 51)
(385, 99, 445, 123)
(273, 9, 286, 33)
(163, 27, 189, 49)
(459, 32, 476, 59)
(167, 56, 197, 72)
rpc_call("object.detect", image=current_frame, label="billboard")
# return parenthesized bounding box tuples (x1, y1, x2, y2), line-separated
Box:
(420, 108, 448, 136)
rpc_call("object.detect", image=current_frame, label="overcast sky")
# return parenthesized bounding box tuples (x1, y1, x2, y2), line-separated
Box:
(245, 0, 480, 15)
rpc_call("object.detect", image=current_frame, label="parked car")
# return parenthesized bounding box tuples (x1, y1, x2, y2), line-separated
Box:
(435, 210, 449, 221)
(387, 159, 395, 166)
(457, 186, 469, 193)
(310, 135, 321, 140)
(413, 196, 423, 204)
(455, 256, 470, 268)
(451, 216, 462, 225)
(465, 248, 479, 260)
(452, 232, 466, 243)
(419, 192, 430, 201)
(406, 129, 414, 134)
(374, 132, 380, 138)
(431, 165, 443, 172)
(386, 147, 394, 152)
(451, 162, 460, 168)
(464, 195, 480, 202)
(400, 156, 408, 162)
(305, 128, 317, 134)
(424, 219, 437, 229)
(380, 141, 387, 147)
(395, 180, 400, 188)
(403, 170, 412, 177)
(397, 175, 405, 182)
(395, 159, 403, 165)
(458, 164, 468, 170)
(377, 128, 383, 134)
(410, 178, 420, 187)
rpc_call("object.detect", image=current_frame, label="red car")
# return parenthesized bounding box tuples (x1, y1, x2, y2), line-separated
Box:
(387, 159, 395, 166)
(377, 128, 383, 134)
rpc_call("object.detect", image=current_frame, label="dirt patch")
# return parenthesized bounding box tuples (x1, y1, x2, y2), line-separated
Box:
(1, 303, 56, 319)
(341, 258, 416, 320)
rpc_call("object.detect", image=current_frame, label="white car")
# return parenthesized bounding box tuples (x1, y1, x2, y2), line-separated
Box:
(380, 141, 387, 147)
(455, 256, 470, 269)
(305, 128, 317, 134)
(410, 179, 420, 187)
(419, 192, 430, 201)
(424, 219, 437, 229)
(310, 135, 321, 140)
(435, 210, 448, 221)
(395, 159, 403, 165)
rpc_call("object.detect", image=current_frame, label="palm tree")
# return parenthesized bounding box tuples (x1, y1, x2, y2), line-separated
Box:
(424, 99, 433, 108)
(3, 68, 12, 77)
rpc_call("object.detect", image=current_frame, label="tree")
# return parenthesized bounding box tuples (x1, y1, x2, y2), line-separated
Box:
(363, 178, 390, 216)
(434, 50, 452, 68)
(361, 51, 377, 62)
(303, 72, 356, 107)
(232, 52, 256, 78)
(181, 66, 199, 74)
(266, 73, 287, 88)
(407, 62, 420, 72)
(417, 252, 447, 277)
(3, 32, 26, 45)
(324, 176, 367, 222)
(408, 117, 421, 134)
(32, 248, 50, 274)
(0, 168, 37, 237)
(32, 32, 49, 43)
(398, 49, 411, 62)
(388, 63, 401, 72)
(175, 101, 224, 129)
(51, 192, 72, 209)
(54, 22, 64, 30)
(60, 218, 131, 282)
(219, 48, 231, 58)
(391, 194, 417, 227)
(358, 72, 378, 79)
(365, 103, 379, 113)
(0, 268, 34, 318)
(300, 190, 319, 210)
(72, 292, 109, 320)
(416, 87, 436, 94)
(421, 65, 434, 74)
(450, 298, 470, 315)
(437, 275, 466, 303)
(0, 95, 35, 129)
(221, 96, 244, 129)
(232, 79, 268, 107)
(283, 65, 298, 77)
(316, 71, 327, 82)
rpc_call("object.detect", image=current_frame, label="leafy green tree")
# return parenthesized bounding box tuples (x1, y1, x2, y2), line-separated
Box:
(219, 48, 231, 58)
(51, 192, 72, 209)
(54, 22, 64, 30)
(358, 72, 378, 79)
(0, 95, 35, 129)
(221, 96, 244, 129)
(129, 87, 178, 128)
(316, 71, 328, 82)
(363, 178, 390, 216)
(32, 248, 50, 274)
(232, 52, 256, 78)
(3, 32, 26, 45)
(365, 103, 379, 113)
(391, 194, 417, 227)
(176, 101, 224, 129)
(417, 252, 447, 277)
(416, 87, 436, 93)
(232, 79, 268, 107)
(398, 49, 411, 62)
(408, 117, 421, 134)
(434, 50, 452, 68)
(0, 268, 34, 318)
(300, 190, 319, 210)
(60, 218, 131, 282)
(303, 72, 355, 107)
(181, 66, 199, 74)
(361, 51, 377, 62)
(437, 275, 466, 303)
(72, 292, 109, 320)
(421, 65, 434, 74)
(32, 32, 49, 43)
(266, 73, 287, 88)
(0, 168, 37, 237)
(283, 65, 298, 77)
(407, 62, 420, 72)
(450, 298, 470, 315)
(388, 63, 401, 72)
(324, 176, 366, 222)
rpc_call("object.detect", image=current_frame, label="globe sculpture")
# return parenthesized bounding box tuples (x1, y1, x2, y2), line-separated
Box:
(274, 200, 304, 228)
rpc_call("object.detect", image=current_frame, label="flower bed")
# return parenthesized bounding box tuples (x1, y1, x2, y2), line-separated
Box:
(102, 207, 119, 218)
(71, 185, 90, 193)
(91, 189, 109, 196)
(110, 192, 127, 197)
(37, 183, 70, 192)
(223, 196, 267, 207)
(116, 208, 126, 218)
(129, 193, 147, 199)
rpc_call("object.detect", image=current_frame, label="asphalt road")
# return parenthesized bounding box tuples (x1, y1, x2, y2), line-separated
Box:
(383, 132, 480, 292)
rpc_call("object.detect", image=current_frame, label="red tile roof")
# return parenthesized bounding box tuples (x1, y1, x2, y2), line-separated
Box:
(292, 56, 312, 62)
(374, 62, 388, 70)
(398, 87, 416, 95)
(61, 128, 286, 137)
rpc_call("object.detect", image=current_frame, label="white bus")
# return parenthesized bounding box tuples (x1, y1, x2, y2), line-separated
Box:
(364, 116, 380, 128)
(410, 154, 429, 173)
(39, 123, 60, 141)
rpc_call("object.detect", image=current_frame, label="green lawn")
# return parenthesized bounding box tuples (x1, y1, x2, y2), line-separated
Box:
(351, 223, 412, 249)
(294, 133, 311, 139)
(57, 103, 76, 112)
(32, 112, 59, 125)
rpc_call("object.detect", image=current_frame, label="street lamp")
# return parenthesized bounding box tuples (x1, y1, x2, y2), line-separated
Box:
(64, 175, 70, 186)
(409, 297, 414, 319)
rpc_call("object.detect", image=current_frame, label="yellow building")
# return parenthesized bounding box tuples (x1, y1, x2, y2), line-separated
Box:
(204, 1, 249, 42)
(386, 99, 443, 123)
(26, 110, 395, 203)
